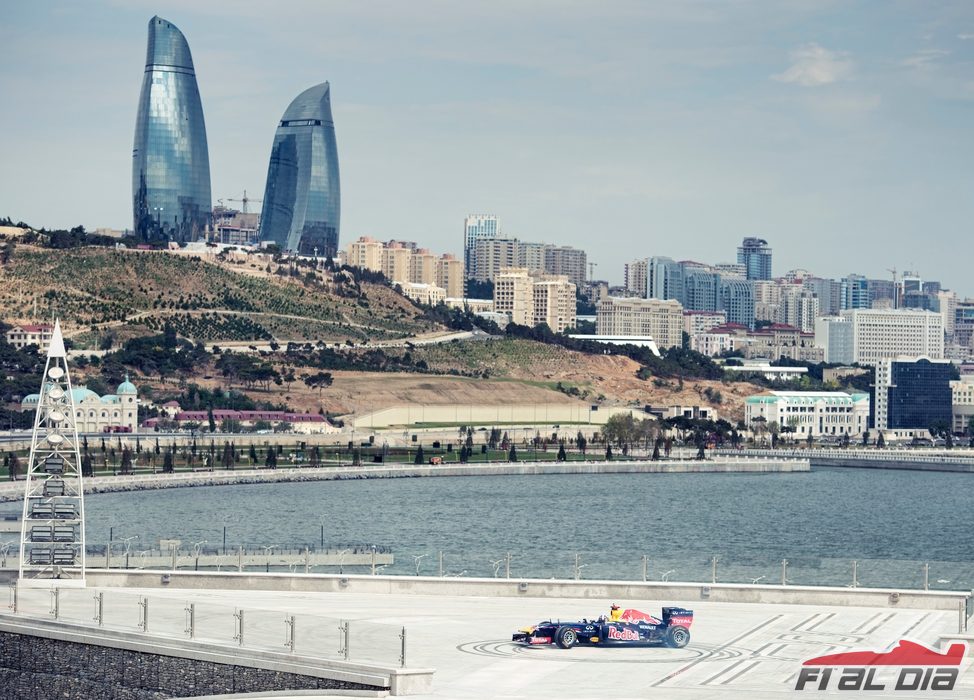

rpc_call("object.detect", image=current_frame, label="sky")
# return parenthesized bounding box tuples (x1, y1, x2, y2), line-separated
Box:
(1, 1, 973, 291)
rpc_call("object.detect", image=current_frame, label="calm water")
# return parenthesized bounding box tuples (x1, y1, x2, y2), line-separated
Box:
(42, 468, 974, 589)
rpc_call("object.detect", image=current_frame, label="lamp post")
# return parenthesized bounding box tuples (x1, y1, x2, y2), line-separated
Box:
(120, 535, 139, 569)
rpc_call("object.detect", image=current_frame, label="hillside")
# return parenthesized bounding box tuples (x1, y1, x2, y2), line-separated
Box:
(0, 245, 440, 347)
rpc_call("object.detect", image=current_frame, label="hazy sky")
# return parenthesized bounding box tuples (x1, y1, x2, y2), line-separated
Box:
(2, 1, 972, 290)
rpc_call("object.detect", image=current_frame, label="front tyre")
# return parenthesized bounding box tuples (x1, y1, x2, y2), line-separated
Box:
(666, 625, 690, 648)
(555, 626, 578, 649)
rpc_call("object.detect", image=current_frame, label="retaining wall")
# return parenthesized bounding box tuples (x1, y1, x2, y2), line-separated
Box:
(0, 613, 431, 698)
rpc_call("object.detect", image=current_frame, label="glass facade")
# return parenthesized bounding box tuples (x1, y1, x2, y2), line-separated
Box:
(132, 17, 211, 243)
(737, 237, 772, 281)
(887, 359, 953, 430)
(258, 83, 340, 257)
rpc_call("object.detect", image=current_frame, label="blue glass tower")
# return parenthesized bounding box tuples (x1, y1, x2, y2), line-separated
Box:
(132, 17, 211, 243)
(258, 83, 341, 257)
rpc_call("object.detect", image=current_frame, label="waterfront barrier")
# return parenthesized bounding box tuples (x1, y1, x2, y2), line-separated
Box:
(83, 569, 970, 617)
(717, 448, 974, 473)
(0, 457, 809, 502)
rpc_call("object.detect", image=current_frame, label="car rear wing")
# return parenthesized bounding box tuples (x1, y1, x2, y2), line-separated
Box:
(662, 607, 694, 627)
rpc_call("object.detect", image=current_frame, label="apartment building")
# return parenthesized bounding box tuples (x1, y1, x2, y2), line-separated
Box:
(596, 297, 684, 350)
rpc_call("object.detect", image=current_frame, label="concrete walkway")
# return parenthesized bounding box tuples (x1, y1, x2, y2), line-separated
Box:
(77, 586, 973, 699)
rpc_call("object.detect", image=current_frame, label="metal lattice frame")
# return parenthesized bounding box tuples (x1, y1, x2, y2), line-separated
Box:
(18, 320, 86, 586)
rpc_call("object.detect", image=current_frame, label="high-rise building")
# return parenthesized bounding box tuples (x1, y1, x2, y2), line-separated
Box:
(381, 243, 411, 283)
(533, 275, 578, 332)
(471, 238, 519, 282)
(543, 246, 587, 287)
(867, 279, 896, 307)
(874, 357, 953, 432)
(841, 308, 944, 366)
(408, 249, 437, 285)
(736, 237, 772, 281)
(347, 236, 383, 271)
(258, 82, 341, 257)
(683, 269, 721, 312)
(647, 256, 684, 303)
(719, 278, 755, 329)
(493, 268, 534, 326)
(814, 316, 854, 364)
(132, 17, 211, 243)
(804, 277, 841, 316)
(596, 297, 684, 349)
(841, 274, 870, 310)
(624, 259, 649, 298)
(435, 254, 463, 299)
(493, 268, 576, 331)
(463, 215, 498, 277)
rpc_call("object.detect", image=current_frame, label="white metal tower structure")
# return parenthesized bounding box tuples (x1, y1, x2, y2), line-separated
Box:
(18, 320, 86, 586)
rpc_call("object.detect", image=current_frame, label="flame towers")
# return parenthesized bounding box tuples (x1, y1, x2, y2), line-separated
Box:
(258, 83, 341, 257)
(132, 17, 211, 243)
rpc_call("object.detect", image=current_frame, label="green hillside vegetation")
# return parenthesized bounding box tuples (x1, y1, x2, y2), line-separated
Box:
(0, 246, 439, 346)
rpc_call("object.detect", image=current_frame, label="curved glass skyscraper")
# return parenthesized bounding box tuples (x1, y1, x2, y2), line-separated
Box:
(132, 16, 211, 243)
(258, 82, 340, 257)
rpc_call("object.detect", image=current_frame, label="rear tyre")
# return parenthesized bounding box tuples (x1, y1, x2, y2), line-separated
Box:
(555, 626, 578, 649)
(666, 625, 690, 648)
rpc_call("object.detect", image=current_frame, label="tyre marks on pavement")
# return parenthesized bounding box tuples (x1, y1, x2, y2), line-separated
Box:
(650, 614, 785, 687)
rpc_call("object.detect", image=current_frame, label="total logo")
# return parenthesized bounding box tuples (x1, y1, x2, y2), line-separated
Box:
(796, 640, 968, 692)
(606, 626, 640, 641)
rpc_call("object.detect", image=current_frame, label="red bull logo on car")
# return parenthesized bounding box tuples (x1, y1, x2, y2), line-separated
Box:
(606, 626, 640, 641)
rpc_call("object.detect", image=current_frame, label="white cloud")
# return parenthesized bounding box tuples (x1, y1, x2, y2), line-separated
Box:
(958, 33, 974, 40)
(773, 43, 852, 86)
(901, 48, 949, 69)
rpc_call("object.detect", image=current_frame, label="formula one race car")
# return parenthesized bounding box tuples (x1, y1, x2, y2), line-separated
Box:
(512, 607, 693, 649)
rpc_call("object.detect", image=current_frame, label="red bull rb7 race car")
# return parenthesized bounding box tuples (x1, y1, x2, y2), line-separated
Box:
(512, 607, 693, 649)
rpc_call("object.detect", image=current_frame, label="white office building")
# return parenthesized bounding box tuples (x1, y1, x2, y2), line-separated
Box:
(838, 309, 944, 366)
(745, 391, 870, 437)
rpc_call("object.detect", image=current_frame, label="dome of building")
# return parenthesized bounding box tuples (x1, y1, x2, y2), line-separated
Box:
(117, 375, 137, 395)
(71, 387, 100, 403)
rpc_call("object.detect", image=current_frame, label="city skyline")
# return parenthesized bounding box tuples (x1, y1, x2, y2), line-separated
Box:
(2, 2, 974, 290)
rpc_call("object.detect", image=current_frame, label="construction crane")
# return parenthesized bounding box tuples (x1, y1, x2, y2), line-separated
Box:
(226, 190, 262, 214)
(887, 267, 898, 308)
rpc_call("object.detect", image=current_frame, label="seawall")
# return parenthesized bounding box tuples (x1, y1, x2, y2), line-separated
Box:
(0, 458, 808, 502)
(719, 448, 974, 473)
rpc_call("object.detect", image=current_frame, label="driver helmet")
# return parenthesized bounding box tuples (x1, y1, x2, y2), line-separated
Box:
(611, 603, 620, 610)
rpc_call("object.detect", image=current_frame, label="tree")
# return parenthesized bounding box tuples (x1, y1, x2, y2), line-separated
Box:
(283, 368, 296, 393)
(806, 432, 813, 447)
(557, 443, 567, 462)
(303, 372, 334, 399)
(577, 431, 587, 455)
(695, 432, 706, 460)
(652, 436, 661, 461)
(8, 453, 19, 481)
(81, 452, 94, 477)
(221, 442, 235, 470)
(508, 444, 518, 462)
(249, 443, 258, 463)
(120, 447, 133, 475)
(414, 444, 425, 464)
(207, 405, 216, 433)
(877, 432, 886, 449)
(265, 447, 278, 469)
(862, 430, 869, 446)
(162, 449, 174, 474)
(605, 444, 613, 460)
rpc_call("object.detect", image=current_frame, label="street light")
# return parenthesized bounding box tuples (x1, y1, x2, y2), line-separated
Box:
(120, 535, 139, 569)
(261, 545, 276, 572)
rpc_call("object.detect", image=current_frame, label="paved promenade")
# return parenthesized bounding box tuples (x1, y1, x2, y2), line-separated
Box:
(45, 586, 969, 699)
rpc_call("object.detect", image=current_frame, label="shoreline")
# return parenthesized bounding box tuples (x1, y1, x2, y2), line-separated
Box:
(0, 457, 808, 502)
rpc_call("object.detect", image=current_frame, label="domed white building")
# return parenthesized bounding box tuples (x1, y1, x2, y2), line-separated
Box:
(22, 376, 139, 433)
